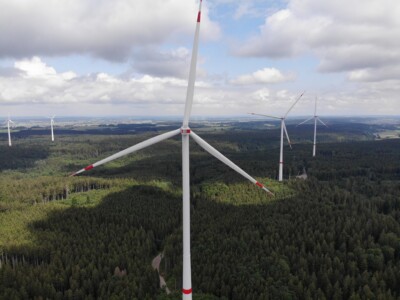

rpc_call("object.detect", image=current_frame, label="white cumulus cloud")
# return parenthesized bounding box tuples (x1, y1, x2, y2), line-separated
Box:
(236, 0, 400, 82)
(0, 57, 207, 109)
(0, 0, 220, 61)
(231, 67, 295, 85)
(1, 57, 398, 117)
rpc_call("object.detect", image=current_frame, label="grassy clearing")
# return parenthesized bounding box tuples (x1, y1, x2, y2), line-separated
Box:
(0, 178, 177, 251)
(200, 178, 295, 206)
(375, 130, 400, 139)
(0, 188, 117, 250)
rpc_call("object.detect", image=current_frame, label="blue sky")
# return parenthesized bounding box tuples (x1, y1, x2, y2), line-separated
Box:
(0, 0, 399, 117)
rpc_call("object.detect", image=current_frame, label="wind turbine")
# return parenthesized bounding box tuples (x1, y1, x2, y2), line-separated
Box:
(250, 92, 304, 181)
(70, 1, 272, 299)
(49, 116, 55, 142)
(6, 114, 14, 147)
(297, 97, 327, 157)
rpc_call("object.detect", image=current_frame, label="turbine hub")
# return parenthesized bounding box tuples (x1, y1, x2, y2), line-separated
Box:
(181, 127, 191, 135)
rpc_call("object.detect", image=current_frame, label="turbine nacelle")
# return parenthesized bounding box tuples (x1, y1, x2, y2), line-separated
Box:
(6, 115, 15, 126)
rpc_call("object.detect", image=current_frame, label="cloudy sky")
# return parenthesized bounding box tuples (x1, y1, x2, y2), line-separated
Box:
(0, 0, 399, 117)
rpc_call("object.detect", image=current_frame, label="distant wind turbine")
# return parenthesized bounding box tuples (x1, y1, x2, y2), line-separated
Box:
(250, 92, 305, 181)
(49, 116, 55, 142)
(70, 1, 273, 299)
(7, 114, 14, 147)
(297, 97, 327, 157)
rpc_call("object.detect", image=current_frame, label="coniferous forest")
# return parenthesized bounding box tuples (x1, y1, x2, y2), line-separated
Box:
(0, 119, 399, 299)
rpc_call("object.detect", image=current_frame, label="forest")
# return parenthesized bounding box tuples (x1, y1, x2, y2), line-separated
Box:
(0, 119, 399, 299)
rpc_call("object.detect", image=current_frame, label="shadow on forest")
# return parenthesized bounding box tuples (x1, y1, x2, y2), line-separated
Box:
(1, 182, 292, 298)
(13, 185, 182, 257)
(1, 184, 185, 298)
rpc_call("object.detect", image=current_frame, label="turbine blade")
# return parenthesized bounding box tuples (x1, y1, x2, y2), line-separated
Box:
(296, 116, 313, 126)
(70, 129, 181, 176)
(284, 91, 305, 118)
(317, 118, 328, 127)
(249, 113, 281, 120)
(283, 121, 292, 149)
(190, 131, 273, 195)
(182, 0, 203, 127)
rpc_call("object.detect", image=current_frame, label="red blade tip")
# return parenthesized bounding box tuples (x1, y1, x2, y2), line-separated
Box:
(84, 165, 94, 171)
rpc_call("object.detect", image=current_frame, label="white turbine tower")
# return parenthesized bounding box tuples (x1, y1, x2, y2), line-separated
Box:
(70, 1, 272, 299)
(297, 97, 327, 157)
(49, 116, 55, 142)
(250, 92, 304, 181)
(7, 114, 14, 147)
